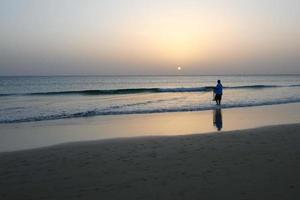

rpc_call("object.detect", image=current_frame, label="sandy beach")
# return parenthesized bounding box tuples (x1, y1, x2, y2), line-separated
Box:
(1, 123, 300, 200)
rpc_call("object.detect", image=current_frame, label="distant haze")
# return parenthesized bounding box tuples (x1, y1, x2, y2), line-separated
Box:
(0, 0, 299, 75)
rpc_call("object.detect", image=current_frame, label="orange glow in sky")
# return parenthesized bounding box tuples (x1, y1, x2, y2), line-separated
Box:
(0, 0, 299, 75)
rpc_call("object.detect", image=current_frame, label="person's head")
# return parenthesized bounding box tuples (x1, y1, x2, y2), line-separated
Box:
(217, 80, 221, 84)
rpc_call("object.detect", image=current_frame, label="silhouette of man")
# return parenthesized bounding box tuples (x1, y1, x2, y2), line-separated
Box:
(214, 80, 223, 105)
(213, 108, 223, 131)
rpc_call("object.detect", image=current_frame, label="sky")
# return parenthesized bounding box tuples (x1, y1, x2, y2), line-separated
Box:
(0, 0, 299, 75)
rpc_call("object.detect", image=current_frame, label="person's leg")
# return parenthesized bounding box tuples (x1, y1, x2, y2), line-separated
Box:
(216, 95, 220, 105)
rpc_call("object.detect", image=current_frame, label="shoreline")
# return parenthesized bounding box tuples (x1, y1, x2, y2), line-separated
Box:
(2, 100, 300, 125)
(1, 123, 300, 199)
(1, 102, 300, 152)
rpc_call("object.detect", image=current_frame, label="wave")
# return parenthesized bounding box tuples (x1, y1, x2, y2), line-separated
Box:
(227, 85, 278, 89)
(0, 84, 299, 97)
(0, 87, 213, 96)
(1, 98, 300, 124)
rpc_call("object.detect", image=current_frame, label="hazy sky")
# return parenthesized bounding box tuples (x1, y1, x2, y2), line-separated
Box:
(0, 0, 299, 75)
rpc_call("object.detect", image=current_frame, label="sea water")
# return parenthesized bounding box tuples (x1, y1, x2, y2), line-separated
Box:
(0, 75, 300, 123)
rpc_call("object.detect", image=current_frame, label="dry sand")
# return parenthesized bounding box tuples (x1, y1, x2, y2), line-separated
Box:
(1, 124, 300, 200)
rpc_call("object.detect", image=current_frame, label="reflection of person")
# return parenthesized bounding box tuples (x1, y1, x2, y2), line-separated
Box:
(214, 80, 223, 105)
(213, 108, 223, 131)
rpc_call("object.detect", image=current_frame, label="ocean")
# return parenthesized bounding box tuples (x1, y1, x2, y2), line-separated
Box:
(0, 75, 300, 124)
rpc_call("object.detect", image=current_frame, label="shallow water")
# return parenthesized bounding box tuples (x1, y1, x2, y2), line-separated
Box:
(0, 75, 300, 123)
(1, 103, 300, 152)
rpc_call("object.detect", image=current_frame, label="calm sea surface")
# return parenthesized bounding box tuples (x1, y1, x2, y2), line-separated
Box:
(0, 75, 299, 123)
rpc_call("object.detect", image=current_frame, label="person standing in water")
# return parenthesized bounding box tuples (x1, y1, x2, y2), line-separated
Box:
(214, 80, 223, 105)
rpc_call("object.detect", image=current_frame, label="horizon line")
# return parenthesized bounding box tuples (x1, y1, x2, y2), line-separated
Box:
(0, 73, 300, 77)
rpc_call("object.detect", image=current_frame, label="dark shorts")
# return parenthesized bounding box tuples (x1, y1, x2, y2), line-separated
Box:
(215, 94, 222, 101)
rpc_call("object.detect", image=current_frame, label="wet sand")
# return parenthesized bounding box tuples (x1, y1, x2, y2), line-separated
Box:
(1, 102, 300, 152)
(1, 123, 300, 200)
